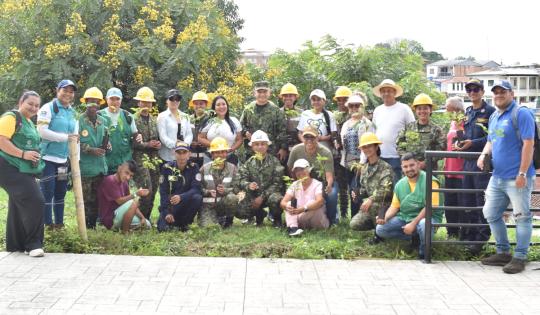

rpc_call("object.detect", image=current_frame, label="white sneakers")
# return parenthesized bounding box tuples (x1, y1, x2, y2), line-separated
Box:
(288, 227, 304, 236)
(25, 248, 45, 257)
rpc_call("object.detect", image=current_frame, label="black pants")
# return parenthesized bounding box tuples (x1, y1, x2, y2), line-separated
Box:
(0, 157, 45, 252)
(461, 160, 491, 242)
(444, 177, 462, 237)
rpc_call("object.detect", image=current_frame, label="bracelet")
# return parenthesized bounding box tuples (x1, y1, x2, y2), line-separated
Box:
(21, 151, 25, 159)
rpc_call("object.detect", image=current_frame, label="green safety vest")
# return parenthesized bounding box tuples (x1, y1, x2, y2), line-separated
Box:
(394, 171, 442, 222)
(0, 112, 45, 174)
(79, 114, 108, 177)
(99, 109, 133, 172)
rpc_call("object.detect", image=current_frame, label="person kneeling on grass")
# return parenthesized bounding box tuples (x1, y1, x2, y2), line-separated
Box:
(97, 160, 151, 233)
(374, 153, 442, 259)
(280, 159, 329, 236)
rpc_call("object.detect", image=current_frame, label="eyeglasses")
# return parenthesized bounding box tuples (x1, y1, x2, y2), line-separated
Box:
(348, 103, 361, 108)
(168, 97, 181, 102)
(466, 87, 481, 93)
(303, 135, 316, 141)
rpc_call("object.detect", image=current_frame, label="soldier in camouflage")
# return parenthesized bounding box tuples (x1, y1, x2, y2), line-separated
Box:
(79, 99, 109, 229)
(350, 133, 394, 231)
(279, 83, 302, 154)
(240, 81, 287, 162)
(396, 93, 446, 170)
(333, 86, 352, 219)
(132, 89, 162, 220)
(189, 91, 210, 168)
(199, 137, 238, 228)
(235, 130, 285, 226)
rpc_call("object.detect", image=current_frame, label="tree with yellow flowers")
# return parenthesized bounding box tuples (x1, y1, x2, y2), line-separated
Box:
(0, 0, 247, 112)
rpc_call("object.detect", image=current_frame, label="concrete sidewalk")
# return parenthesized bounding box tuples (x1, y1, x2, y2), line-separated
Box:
(0, 252, 539, 315)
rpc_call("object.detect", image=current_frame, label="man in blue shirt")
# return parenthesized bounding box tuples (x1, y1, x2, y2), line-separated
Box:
(477, 80, 536, 274)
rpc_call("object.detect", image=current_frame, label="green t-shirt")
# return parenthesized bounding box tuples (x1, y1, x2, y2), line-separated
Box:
(287, 143, 333, 182)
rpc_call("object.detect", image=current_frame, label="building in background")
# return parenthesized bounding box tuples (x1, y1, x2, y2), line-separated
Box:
(239, 49, 270, 66)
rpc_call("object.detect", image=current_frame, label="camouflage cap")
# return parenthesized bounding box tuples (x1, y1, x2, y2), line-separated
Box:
(254, 81, 270, 91)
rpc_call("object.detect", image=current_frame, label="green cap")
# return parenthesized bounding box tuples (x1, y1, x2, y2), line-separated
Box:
(254, 81, 270, 91)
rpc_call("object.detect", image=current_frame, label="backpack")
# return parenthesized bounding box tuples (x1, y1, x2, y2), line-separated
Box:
(511, 105, 540, 169)
(10, 110, 23, 133)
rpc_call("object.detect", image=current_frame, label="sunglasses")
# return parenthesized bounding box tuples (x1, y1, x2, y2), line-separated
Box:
(466, 87, 481, 93)
(348, 103, 362, 108)
(168, 96, 181, 102)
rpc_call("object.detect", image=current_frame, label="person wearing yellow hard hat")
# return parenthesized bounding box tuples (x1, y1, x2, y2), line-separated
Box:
(339, 93, 374, 219)
(198, 95, 243, 165)
(349, 132, 393, 233)
(395, 93, 446, 170)
(333, 86, 352, 130)
(131, 86, 161, 220)
(99, 87, 142, 174)
(80, 87, 106, 105)
(199, 137, 239, 228)
(188, 91, 210, 167)
(157, 89, 193, 163)
(371, 79, 414, 182)
(279, 83, 302, 153)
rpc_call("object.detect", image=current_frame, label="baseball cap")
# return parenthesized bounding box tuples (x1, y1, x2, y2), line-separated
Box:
(309, 89, 326, 100)
(302, 125, 319, 138)
(174, 141, 191, 152)
(254, 81, 270, 91)
(57, 79, 77, 91)
(292, 158, 311, 170)
(106, 87, 123, 99)
(491, 80, 513, 92)
(465, 78, 483, 89)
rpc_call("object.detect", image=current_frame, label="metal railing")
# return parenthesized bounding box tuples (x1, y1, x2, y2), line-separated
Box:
(423, 150, 540, 263)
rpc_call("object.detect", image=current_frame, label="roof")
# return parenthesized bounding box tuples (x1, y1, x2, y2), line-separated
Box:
(468, 67, 540, 76)
(427, 59, 499, 68)
(442, 76, 470, 83)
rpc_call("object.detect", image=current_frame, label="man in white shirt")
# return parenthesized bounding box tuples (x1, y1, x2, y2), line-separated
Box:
(372, 79, 415, 181)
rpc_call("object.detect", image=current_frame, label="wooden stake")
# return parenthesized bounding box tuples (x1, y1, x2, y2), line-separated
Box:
(68, 137, 87, 241)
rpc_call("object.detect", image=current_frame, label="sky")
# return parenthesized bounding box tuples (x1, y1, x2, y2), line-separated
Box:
(233, 0, 539, 65)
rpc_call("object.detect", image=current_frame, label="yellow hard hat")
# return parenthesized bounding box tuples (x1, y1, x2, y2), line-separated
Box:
(189, 91, 209, 108)
(359, 132, 382, 148)
(411, 93, 436, 109)
(333, 86, 352, 101)
(209, 137, 230, 152)
(80, 87, 105, 105)
(279, 83, 299, 97)
(133, 87, 156, 102)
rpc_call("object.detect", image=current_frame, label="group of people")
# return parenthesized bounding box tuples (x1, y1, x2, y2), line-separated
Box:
(0, 77, 535, 274)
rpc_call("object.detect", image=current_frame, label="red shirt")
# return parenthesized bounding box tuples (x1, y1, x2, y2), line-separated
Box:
(444, 121, 464, 179)
(98, 174, 129, 229)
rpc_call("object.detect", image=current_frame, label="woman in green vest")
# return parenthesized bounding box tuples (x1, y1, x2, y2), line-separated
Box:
(0, 91, 46, 257)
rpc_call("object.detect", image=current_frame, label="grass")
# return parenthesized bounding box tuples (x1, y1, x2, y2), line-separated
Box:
(0, 190, 538, 261)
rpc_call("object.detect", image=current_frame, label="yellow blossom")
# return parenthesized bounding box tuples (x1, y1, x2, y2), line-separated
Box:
(134, 66, 153, 85)
(153, 16, 174, 41)
(44, 43, 71, 59)
(103, 0, 123, 10)
(9, 47, 22, 63)
(176, 16, 209, 45)
(133, 19, 149, 37)
(141, 0, 159, 21)
(178, 75, 195, 91)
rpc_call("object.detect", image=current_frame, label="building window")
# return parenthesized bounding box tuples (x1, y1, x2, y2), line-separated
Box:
(429, 68, 434, 75)
(512, 78, 518, 87)
(480, 80, 485, 86)
(520, 77, 526, 90)
(519, 96, 526, 104)
(452, 83, 455, 90)
(488, 80, 494, 87)
(529, 77, 537, 89)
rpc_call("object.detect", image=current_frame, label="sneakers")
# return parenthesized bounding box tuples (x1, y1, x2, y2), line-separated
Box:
(481, 253, 512, 266)
(503, 258, 527, 274)
(287, 227, 303, 236)
(27, 248, 45, 257)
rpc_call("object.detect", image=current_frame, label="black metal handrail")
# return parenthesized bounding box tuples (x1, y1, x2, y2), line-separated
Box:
(424, 150, 539, 263)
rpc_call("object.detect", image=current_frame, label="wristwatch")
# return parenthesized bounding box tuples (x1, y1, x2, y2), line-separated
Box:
(518, 172, 526, 177)
(303, 205, 308, 212)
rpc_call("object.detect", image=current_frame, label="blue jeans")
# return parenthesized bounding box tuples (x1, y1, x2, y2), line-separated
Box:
(324, 181, 339, 225)
(381, 157, 402, 185)
(40, 160, 69, 225)
(482, 176, 534, 260)
(375, 216, 439, 255)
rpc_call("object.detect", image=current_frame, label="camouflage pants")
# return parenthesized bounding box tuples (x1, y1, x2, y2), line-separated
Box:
(349, 201, 383, 231)
(82, 175, 103, 228)
(132, 166, 160, 219)
(198, 193, 238, 227)
(335, 162, 349, 219)
(236, 191, 282, 221)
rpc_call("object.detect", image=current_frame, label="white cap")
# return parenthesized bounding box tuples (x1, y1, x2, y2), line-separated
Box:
(249, 130, 272, 146)
(346, 94, 365, 106)
(309, 89, 326, 100)
(292, 158, 311, 170)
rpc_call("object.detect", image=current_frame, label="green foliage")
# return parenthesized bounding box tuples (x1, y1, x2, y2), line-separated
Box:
(0, 0, 242, 112)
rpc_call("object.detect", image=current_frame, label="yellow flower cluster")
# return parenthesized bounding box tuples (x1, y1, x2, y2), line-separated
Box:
(153, 16, 174, 41)
(176, 16, 209, 45)
(215, 16, 231, 38)
(9, 47, 22, 63)
(141, 0, 159, 21)
(134, 66, 153, 85)
(178, 75, 195, 91)
(265, 68, 283, 80)
(44, 43, 71, 59)
(206, 68, 253, 111)
(65, 12, 86, 38)
(81, 40, 96, 55)
(133, 19, 149, 37)
(1, 0, 51, 17)
(99, 14, 130, 69)
(103, 0, 123, 10)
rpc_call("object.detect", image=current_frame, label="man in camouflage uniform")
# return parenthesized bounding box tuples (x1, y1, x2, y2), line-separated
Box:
(132, 88, 162, 220)
(240, 81, 287, 162)
(79, 99, 109, 229)
(279, 83, 302, 157)
(189, 91, 210, 168)
(235, 130, 284, 226)
(333, 86, 352, 219)
(199, 137, 238, 227)
(350, 133, 394, 231)
(396, 93, 446, 170)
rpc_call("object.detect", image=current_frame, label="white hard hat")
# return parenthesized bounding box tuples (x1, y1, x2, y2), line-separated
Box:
(249, 130, 272, 146)
(293, 158, 311, 170)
